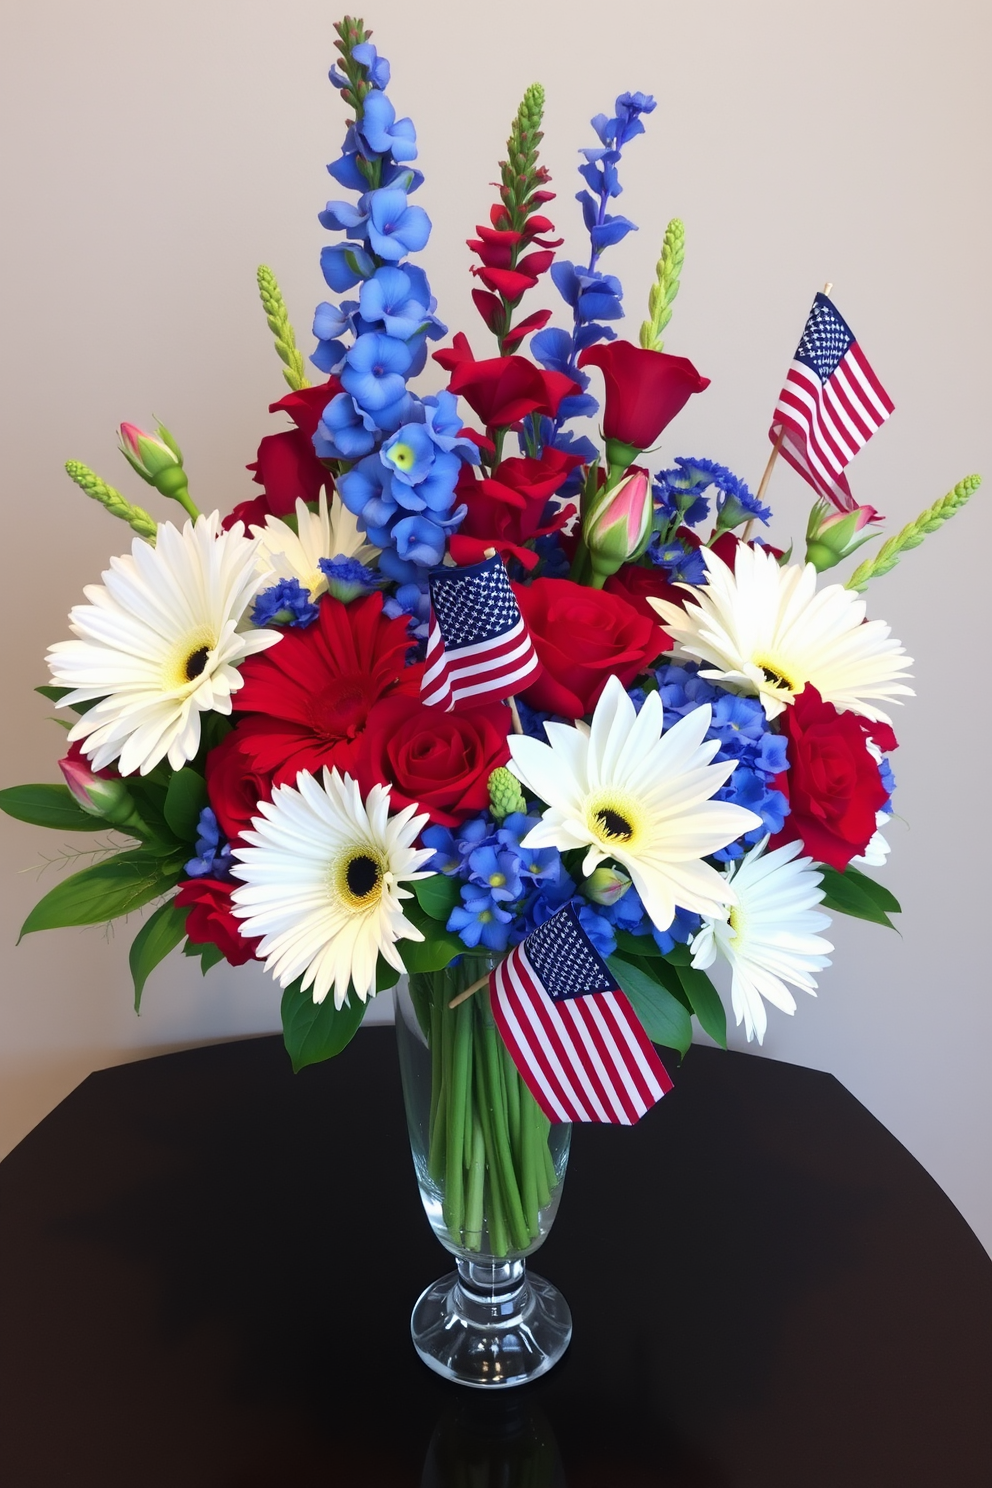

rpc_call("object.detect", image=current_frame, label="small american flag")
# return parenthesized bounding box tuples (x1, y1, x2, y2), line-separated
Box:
(490, 904, 673, 1126)
(771, 292, 894, 512)
(421, 553, 540, 711)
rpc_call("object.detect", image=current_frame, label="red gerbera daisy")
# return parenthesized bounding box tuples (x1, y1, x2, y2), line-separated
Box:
(233, 593, 423, 786)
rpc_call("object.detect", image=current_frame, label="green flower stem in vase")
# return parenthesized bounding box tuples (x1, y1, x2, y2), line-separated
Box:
(396, 957, 573, 1387)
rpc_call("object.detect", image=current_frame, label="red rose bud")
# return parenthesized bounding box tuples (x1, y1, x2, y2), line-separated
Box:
(578, 340, 710, 463)
(118, 421, 194, 513)
(582, 866, 631, 907)
(583, 467, 653, 584)
(805, 500, 881, 573)
(59, 752, 146, 831)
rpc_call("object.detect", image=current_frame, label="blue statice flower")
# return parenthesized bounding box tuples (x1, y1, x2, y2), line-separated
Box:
(251, 578, 320, 629)
(655, 662, 790, 859)
(660, 457, 772, 532)
(652, 469, 711, 530)
(184, 808, 234, 881)
(648, 537, 708, 586)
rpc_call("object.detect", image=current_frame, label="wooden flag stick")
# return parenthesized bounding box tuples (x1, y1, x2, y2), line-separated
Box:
(448, 972, 491, 1009)
(743, 281, 833, 541)
(484, 545, 525, 734)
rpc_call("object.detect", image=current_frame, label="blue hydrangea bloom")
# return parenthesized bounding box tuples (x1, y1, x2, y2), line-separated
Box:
(651, 905, 700, 956)
(448, 885, 515, 952)
(422, 825, 463, 875)
(251, 578, 320, 629)
(468, 846, 524, 903)
(573, 899, 617, 958)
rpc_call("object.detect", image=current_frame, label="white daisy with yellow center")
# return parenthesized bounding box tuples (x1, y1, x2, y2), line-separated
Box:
(690, 837, 833, 1044)
(649, 542, 914, 723)
(251, 490, 379, 601)
(507, 674, 764, 932)
(46, 513, 280, 776)
(229, 768, 434, 1010)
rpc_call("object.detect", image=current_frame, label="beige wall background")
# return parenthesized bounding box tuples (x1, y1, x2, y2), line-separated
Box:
(1, 1, 989, 1249)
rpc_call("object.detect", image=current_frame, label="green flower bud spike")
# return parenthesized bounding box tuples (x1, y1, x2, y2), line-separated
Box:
(64, 461, 157, 542)
(257, 265, 310, 392)
(639, 218, 685, 353)
(118, 423, 199, 521)
(488, 767, 527, 823)
(845, 474, 981, 592)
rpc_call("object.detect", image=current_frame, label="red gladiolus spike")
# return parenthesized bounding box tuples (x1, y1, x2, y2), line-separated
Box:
(515, 249, 555, 278)
(433, 332, 476, 374)
(471, 288, 505, 334)
(501, 309, 552, 351)
(473, 266, 540, 299)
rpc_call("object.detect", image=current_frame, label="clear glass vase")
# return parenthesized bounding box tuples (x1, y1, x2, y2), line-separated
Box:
(395, 957, 573, 1389)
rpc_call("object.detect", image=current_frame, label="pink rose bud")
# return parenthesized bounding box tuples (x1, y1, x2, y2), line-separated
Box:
(118, 421, 192, 508)
(805, 501, 880, 573)
(583, 467, 653, 583)
(582, 865, 632, 907)
(59, 750, 142, 829)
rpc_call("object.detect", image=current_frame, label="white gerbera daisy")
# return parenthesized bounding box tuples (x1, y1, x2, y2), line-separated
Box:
(507, 674, 763, 932)
(649, 543, 913, 724)
(690, 837, 833, 1044)
(47, 513, 280, 776)
(229, 768, 433, 1009)
(251, 490, 379, 600)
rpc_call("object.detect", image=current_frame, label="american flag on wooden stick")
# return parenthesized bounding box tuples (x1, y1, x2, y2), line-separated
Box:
(421, 553, 540, 711)
(770, 292, 894, 512)
(489, 904, 672, 1125)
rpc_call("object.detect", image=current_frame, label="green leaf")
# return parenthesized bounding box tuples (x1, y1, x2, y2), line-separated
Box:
(0, 783, 106, 833)
(129, 898, 188, 1011)
(183, 937, 226, 974)
(608, 954, 693, 1055)
(399, 897, 464, 974)
(19, 849, 180, 938)
(376, 958, 401, 992)
(281, 977, 368, 1072)
(412, 872, 462, 921)
(818, 864, 899, 927)
(163, 768, 208, 843)
(671, 961, 727, 1048)
(614, 928, 662, 959)
(34, 684, 101, 715)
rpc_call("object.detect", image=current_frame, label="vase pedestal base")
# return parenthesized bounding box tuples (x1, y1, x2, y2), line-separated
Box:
(411, 1257, 572, 1389)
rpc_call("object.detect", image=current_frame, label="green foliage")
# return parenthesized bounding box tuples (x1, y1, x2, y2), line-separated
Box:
(400, 898, 464, 974)
(846, 474, 981, 591)
(64, 461, 157, 541)
(670, 962, 727, 1048)
(183, 938, 226, 975)
(281, 975, 368, 1073)
(640, 218, 685, 353)
(614, 928, 662, 959)
(413, 873, 462, 921)
(129, 898, 188, 1011)
(163, 768, 209, 843)
(817, 864, 901, 927)
(256, 265, 310, 392)
(34, 685, 100, 716)
(0, 783, 106, 833)
(608, 954, 693, 1055)
(499, 83, 547, 234)
(19, 848, 182, 939)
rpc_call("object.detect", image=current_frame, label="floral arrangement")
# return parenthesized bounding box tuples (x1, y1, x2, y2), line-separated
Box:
(2, 16, 979, 1245)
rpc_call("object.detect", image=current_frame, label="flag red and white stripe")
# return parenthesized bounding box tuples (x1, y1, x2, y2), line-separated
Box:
(489, 905, 673, 1126)
(770, 292, 894, 513)
(421, 553, 540, 711)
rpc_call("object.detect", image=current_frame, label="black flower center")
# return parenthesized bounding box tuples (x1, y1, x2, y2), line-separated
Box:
(185, 646, 210, 681)
(596, 808, 633, 842)
(760, 664, 793, 690)
(346, 854, 380, 899)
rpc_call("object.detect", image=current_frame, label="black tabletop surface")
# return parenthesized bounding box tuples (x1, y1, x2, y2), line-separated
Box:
(0, 1029, 989, 1487)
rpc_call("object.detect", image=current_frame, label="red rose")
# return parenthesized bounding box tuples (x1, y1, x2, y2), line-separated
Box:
(603, 564, 687, 622)
(359, 694, 512, 826)
(175, 878, 260, 967)
(578, 340, 709, 455)
(224, 378, 340, 529)
(435, 334, 580, 429)
(450, 447, 582, 570)
(513, 578, 670, 718)
(204, 730, 274, 844)
(771, 686, 889, 871)
(233, 593, 423, 787)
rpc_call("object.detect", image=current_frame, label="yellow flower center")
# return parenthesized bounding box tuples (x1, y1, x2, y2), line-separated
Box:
(388, 442, 416, 472)
(755, 656, 798, 694)
(333, 847, 387, 912)
(489, 872, 506, 888)
(162, 627, 218, 691)
(586, 791, 641, 850)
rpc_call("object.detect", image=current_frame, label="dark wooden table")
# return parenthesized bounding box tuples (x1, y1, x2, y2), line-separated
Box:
(0, 1030, 989, 1486)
